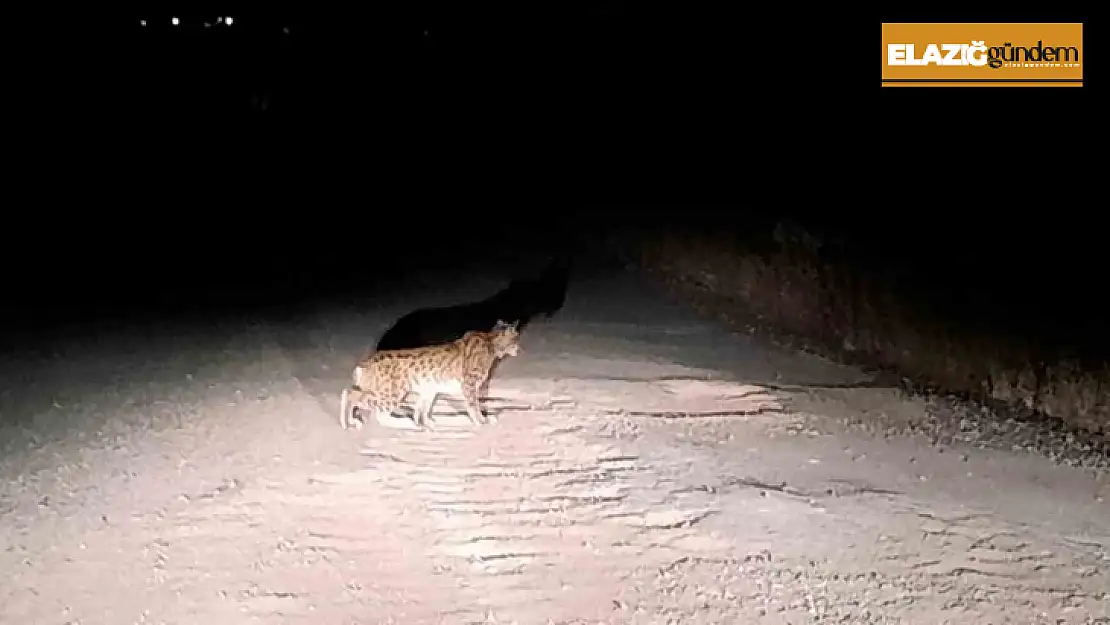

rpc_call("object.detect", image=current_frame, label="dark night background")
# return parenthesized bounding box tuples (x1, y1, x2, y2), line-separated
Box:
(6, 6, 1099, 359)
(13, 3, 737, 336)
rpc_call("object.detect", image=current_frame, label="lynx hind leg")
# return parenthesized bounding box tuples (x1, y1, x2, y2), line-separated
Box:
(340, 388, 355, 430)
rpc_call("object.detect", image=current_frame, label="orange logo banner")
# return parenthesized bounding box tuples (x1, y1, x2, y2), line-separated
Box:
(881, 23, 1083, 87)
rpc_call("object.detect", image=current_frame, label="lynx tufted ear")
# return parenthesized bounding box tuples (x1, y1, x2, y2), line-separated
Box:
(494, 319, 519, 331)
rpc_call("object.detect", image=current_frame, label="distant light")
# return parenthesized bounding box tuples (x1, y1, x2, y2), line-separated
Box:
(140, 20, 146, 27)
(283, 27, 290, 34)
(216, 17, 224, 24)
(204, 22, 211, 28)
(171, 17, 179, 26)
(225, 17, 234, 26)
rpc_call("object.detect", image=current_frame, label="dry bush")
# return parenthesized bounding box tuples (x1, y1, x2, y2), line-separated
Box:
(638, 228, 1110, 434)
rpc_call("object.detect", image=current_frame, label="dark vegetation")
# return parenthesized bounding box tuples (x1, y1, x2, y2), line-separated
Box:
(626, 215, 1109, 434)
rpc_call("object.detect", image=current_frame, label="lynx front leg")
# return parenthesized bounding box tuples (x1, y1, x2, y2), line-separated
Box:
(461, 374, 489, 426)
(474, 373, 501, 423)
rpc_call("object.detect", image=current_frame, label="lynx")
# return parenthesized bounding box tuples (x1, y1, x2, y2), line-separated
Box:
(340, 320, 521, 430)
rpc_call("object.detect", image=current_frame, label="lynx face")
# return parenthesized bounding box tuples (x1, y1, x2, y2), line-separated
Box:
(487, 319, 521, 358)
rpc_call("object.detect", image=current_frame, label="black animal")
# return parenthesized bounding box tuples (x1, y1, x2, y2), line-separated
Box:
(376, 257, 570, 351)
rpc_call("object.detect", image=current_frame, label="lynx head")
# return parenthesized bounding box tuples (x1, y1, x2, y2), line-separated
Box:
(490, 319, 521, 358)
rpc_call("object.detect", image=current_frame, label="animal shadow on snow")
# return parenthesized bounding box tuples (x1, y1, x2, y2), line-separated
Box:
(376, 257, 571, 352)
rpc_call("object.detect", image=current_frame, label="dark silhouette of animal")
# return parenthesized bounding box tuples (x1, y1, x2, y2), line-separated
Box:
(376, 257, 570, 352)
